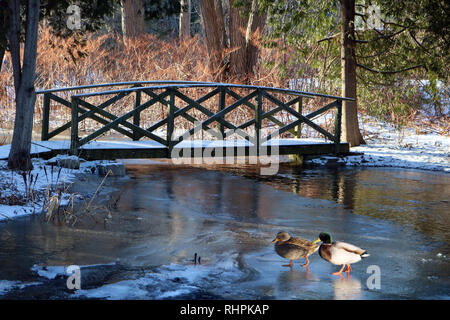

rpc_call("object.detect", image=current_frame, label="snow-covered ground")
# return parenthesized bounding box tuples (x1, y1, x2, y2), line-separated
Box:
(305, 117, 449, 172)
(0, 280, 41, 296)
(0, 156, 118, 222)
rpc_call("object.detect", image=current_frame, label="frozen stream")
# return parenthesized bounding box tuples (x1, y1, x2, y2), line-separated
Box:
(0, 163, 449, 299)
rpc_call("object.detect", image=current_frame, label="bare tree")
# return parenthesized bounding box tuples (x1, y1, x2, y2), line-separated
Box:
(120, 0, 145, 39)
(199, 0, 265, 79)
(0, 47, 4, 72)
(214, 0, 227, 48)
(246, 0, 265, 74)
(0, 5, 5, 72)
(7, 0, 40, 171)
(179, 0, 191, 39)
(228, 0, 265, 77)
(199, 0, 226, 74)
(228, 1, 247, 76)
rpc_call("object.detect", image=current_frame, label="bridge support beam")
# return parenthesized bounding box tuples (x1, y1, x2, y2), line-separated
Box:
(70, 97, 79, 156)
(133, 90, 141, 141)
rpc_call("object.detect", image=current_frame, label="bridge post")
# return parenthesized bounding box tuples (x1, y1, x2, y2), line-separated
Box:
(219, 86, 226, 138)
(41, 93, 50, 141)
(70, 97, 79, 155)
(167, 89, 175, 155)
(295, 97, 302, 138)
(255, 89, 262, 156)
(334, 99, 342, 154)
(133, 90, 141, 141)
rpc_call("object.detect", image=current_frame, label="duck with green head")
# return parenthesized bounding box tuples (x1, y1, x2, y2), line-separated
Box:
(272, 231, 319, 268)
(313, 232, 370, 276)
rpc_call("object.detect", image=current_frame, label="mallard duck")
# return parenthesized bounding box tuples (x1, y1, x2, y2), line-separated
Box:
(272, 231, 319, 267)
(313, 232, 369, 275)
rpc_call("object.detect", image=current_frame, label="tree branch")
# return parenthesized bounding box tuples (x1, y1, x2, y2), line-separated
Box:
(317, 32, 340, 43)
(355, 46, 391, 59)
(372, 27, 407, 42)
(355, 28, 407, 45)
(356, 72, 396, 87)
(408, 30, 431, 53)
(356, 63, 425, 74)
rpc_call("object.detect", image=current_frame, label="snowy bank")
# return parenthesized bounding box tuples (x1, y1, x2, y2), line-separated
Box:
(306, 117, 450, 172)
(0, 117, 448, 221)
(0, 156, 124, 222)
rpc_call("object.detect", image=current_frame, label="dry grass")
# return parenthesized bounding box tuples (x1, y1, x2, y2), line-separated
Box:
(0, 27, 301, 140)
(43, 169, 114, 228)
(0, 26, 336, 140)
(2, 26, 443, 141)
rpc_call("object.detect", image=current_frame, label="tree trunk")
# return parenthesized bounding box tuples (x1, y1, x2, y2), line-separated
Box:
(0, 7, 6, 72)
(228, 0, 248, 76)
(214, 0, 227, 48)
(246, 0, 265, 75)
(339, 0, 365, 147)
(120, 0, 145, 39)
(199, 0, 225, 73)
(179, 0, 191, 39)
(228, 0, 265, 78)
(0, 47, 4, 72)
(7, 0, 40, 171)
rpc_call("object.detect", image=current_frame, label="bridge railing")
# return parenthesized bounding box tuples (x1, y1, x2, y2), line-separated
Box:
(35, 81, 354, 156)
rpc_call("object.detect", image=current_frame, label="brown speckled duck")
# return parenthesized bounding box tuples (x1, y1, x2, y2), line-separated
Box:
(272, 231, 319, 267)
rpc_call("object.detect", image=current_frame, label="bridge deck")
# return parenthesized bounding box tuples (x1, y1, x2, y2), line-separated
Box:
(0, 139, 349, 161)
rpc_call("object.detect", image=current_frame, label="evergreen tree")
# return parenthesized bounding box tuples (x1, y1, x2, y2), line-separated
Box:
(259, 0, 448, 146)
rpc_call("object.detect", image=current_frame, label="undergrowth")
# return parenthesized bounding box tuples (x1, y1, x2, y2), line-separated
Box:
(0, 25, 447, 139)
(0, 161, 114, 228)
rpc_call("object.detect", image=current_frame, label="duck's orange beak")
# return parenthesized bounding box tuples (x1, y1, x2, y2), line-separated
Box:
(312, 238, 320, 244)
(272, 237, 279, 243)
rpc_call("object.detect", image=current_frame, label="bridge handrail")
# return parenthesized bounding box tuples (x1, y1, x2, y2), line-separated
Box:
(35, 81, 213, 94)
(36, 81, 355, 102)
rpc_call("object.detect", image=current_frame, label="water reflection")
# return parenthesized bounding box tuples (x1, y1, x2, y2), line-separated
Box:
(333, 274, 362, 300)
(213, 164, 450, 247)
(275, 267, 320, 298)
(0, 163, 449, 299)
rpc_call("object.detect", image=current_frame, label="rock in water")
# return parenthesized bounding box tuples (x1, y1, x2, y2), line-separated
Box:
(96, 162, 126, 176)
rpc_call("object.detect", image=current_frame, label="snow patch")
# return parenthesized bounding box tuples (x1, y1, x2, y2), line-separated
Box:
(0, 280, 41, 296)
(71, 252, 243, 299)
(306, 116, 450, 172)
(32, 265, 67, 280)
(0, 157, 123, 221)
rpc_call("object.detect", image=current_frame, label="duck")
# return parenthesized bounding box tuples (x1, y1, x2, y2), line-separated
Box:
(272, 231, 319, 267)
(313, 232, 369, 276)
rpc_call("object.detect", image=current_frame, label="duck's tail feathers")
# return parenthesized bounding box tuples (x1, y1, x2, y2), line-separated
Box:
(361, 251, 370, 258)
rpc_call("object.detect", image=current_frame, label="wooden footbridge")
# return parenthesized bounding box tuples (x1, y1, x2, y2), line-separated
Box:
(1, 81, 352, 161)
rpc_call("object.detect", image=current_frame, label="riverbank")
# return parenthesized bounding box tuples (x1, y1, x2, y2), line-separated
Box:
(304, 117, 449, 172)
(0, 116, 449, 223)
(0, 157, 126, 222)
(0, 130, 448, 222)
